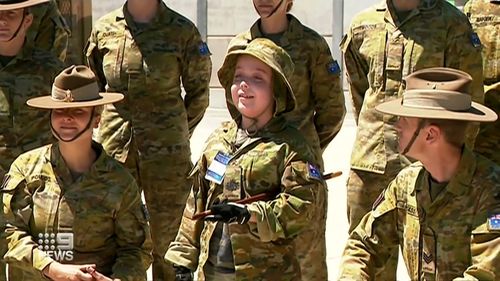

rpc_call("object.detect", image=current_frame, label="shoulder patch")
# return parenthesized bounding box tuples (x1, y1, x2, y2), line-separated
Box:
(326, 60, 341, 75)
(308, 163, 322, 180)
(198, 42, 211, 56)
(487, 213, 500, 231)
(471, 32, 481, 48)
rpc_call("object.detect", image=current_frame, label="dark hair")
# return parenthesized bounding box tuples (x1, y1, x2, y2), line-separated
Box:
(422, 118, 469, 148)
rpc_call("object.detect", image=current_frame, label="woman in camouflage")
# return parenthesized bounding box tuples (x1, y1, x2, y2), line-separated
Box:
(165, 38, 326, 281)
(2, 65, 152, 281)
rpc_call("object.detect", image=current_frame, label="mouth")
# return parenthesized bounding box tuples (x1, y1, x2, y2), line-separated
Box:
(238, 93, 254, 99)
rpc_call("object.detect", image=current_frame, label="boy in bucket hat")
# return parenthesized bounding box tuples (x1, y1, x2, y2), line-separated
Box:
(338, 67, 499, 280)
(2, 65, 152, 281)
(165, 38, 326, 281)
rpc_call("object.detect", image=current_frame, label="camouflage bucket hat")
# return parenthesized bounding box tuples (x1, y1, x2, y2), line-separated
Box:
(376, 67, 497, 122)
(27, 65, 124, 109)
(0, 0, 49, 10)
(218, 38, 296, 116)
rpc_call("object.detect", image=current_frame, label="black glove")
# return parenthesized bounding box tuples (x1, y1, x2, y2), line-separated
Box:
(173, 265, 193, 281)
(206, 202, 251, 224)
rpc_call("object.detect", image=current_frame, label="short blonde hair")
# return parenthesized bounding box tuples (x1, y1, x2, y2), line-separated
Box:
(423, 119, 469, 148)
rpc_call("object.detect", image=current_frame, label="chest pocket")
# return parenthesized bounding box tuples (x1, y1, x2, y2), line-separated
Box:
(30, 179, 60, 233)
(354, 24, 386, 89)
(470, 15, 500, 82)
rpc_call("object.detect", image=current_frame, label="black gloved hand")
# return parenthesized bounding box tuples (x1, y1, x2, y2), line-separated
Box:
(206, 202, 251, 224)
(173, 265, 193, 281)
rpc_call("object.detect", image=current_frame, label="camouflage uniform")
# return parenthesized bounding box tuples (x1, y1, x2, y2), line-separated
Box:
(338, 148, 500, 280)
(28, 0, 70, 62)
(166, 38, 327, 281)
(1, 142, 153, 281)
(341, 1, 484, 278)
(0, 46, 63, 281)
(227, 15, 345, 280)
(85, 3, 211, 280)
(464, 0, 500, 165)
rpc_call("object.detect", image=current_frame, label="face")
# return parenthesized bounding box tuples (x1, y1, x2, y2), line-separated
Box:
(252, 0, 291, 18)
(51, 107, 100, 142)
(231, 55, 274, 126)
(0, 9, 33, 42)
(394, 116, 424, 157)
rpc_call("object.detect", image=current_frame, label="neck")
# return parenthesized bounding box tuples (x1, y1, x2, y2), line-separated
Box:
(241, 115, 272, 133)
(392, 0, 420, 11)
(260, 14, 289, 35)
(58, 138, 96, 174)
(0, 37, 24, 57)
(419, 144, 462, 183)
(127, 0, 159, 23)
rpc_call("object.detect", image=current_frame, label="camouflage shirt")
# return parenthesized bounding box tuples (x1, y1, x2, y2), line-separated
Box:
(227, 15, 346, 156)
(165, 117, 326, 281)
(28, 0, 70, 62)
(86, 2, 211, 162)
(338, 148, 500, 280)
(464, 0, 500, 164)
(2, 142, 153, 281)
(0, 46, 63, 178)
(341, 0, 484, 173)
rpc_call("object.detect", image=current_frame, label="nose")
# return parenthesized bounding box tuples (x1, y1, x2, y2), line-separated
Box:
(239, 80, 249, 90)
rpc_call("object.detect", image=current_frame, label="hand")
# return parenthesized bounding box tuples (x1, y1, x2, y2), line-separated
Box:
(206, 202, 251, 224)
(173, 265, 193, 281)
(42, 262, 95, 281)
(85, 266, 121, 281)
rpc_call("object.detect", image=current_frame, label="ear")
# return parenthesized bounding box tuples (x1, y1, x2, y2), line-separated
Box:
(425, 125, 441, 144)
(23, 13, 33, 29)
(92, 114, 101, 129)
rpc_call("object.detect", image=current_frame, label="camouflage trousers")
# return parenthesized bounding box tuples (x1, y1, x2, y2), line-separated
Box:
(293, 183, 328, 280)
(346, 164, 402, 281)
(125, 148, 193, 281)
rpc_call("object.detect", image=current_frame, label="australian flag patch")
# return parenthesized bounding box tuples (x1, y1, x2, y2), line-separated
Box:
(471, 32, 481, 48)
(487, 213, 500, 231)
(326, 60, 341, 75)
(308, 163, 322, 180)
(199, 42, 211, 56)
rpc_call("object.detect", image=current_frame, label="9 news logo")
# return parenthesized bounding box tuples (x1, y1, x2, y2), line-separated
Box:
(37, 232, 74, 261)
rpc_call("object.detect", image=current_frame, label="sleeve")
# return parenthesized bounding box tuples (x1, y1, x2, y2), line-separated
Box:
(2, 161, 55, 274)
(245, 156, 326, 242)
(444, 14, 484, 148)
(337, 182, 400, 280)
(340, 26, 370, 123)
(112, 181, 153, 281)
(29, 0, 69, 62)
(164, 161, 208, 270)
(85, 27, 107, 92)
(181, 25, 212, 136)
(311, 37, 346, 150)
(453, 190, 500, 280)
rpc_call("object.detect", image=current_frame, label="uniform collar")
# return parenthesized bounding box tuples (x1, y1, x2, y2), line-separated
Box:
(246, 14, 304, 43)
(414, 147, 477, 196)
(47, 141, 109, 185)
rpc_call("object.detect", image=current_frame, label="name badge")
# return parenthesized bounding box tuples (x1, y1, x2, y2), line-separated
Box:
(205, 152, 231, 184)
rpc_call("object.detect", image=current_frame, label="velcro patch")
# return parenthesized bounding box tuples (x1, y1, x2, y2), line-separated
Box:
(199, 42, 211, 56)
(471, 32, 481, 48)
(326, 60, 341, 75)
(487, 213, 500, 231)
(308, 163, 322, 180)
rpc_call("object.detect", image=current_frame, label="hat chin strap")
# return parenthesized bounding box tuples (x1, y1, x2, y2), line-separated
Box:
(254, 0, 284, 19)
(401, 119, 425, 155)
(50, 108, 96, 143)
